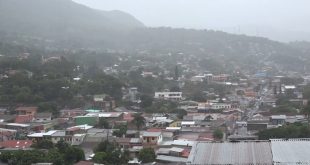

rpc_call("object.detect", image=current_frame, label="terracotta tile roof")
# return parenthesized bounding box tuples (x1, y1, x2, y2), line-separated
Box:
(0, 140, 32, 149)
(15, 115, 33, 123)
(15, 106, 38, 112)
(147, 128, 163, 132)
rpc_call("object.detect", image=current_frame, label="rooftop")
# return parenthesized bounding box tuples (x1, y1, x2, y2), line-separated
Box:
(15, 106, 38, 111)
(271, 139, 310, 164)
(143, 131, 162, 137)
(187, 141, 272, 165)
(0, 140, 32, 149)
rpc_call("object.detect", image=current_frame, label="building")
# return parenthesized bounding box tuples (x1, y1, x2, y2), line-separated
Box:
(270, 115, 286, 125)
(210, 103, 231, 110)
(271, 139, 310, 164)
(15, 115, 34, 123)
(34, 113, 52, 122)
(128, 87, 139, 102)
(142, 131, 163, 145)
(74, 116, 98, 126)
(60, 108, 86, 118)
(154, 92, 182, 101)
(187, 141, 273, 165)
(15, 106, 38, 116)
(93, 94, 116, 111)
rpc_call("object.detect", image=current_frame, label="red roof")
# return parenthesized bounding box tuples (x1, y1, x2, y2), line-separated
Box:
(147, 128, 162, 132)
(15, 115, 33, 123)
(198, 133, 214, 141)
(74, 161, 93, 165)
(181, 148, 191, 158)
(15, 106, 38, 112)
(0, 140, 32, 149)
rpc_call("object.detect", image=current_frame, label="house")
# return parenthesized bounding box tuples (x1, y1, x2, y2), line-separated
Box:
(34, 113, 52, 122)
(154, 92, 182, 101)
(15, 106, 37, 116)
(247, 120, 268, 131)
(115, 138, 142, 149)
(93, 94, 116, 111)
(60, 108, 86, 118)
(210, 103, 231, 110)
(142, 131, 163, 145)
(15, 115, 34, 123)
(66, 125, 93, 135)
(270, 115, 286, 125)
(169, 147, 184, 157)
(0, 128, 17, 141)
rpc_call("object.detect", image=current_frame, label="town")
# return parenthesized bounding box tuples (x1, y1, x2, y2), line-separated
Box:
(1, 47, 310, 165)
(1, 0, 310, 165)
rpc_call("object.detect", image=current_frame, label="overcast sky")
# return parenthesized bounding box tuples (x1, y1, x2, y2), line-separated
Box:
(73, 0, 310, 41)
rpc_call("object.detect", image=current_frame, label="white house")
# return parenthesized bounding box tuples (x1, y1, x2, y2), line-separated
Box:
(154, 92, 182, 101)
(142, 131, 163, 145)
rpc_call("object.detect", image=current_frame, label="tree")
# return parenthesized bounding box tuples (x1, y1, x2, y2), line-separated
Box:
(32, 139, 54, 149)
(213, 129, 223, 140)
(98, 118, 110, 129)
(46, 149, 65, 165)
(140, 94, 153, 108)
(92, 141, 129, 165)
(93, 152, 108, 164)
(131, 113, 146, 131)
(257, 123, 310, 140)
(138, 148, 156, 163)
(112, 124, 127, 137)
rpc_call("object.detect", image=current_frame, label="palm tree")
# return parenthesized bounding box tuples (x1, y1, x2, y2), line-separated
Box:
(132, 113, 146, 131)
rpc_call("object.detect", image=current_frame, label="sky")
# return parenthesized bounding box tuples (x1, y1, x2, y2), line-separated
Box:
(73, 0, 310, 41)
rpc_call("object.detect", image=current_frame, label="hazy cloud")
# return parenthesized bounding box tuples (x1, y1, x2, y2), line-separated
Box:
(73, 0, 310, 41)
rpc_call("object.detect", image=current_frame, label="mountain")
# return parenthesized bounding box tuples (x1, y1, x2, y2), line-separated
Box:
(0, 0, 144, 38)
(0, 0, 309, 73)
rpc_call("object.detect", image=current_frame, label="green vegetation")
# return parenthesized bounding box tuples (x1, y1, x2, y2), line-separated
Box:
(132, 113, 146, 131)
(113, 124, 128, 137)
(257, 123, 310, 140)
(213, 129, 224, 140)
(0, 140, 84, 165)
(138, 148, 156, 163)
(93, 141, 129, 165)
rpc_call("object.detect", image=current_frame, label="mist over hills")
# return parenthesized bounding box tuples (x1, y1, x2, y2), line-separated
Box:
(0, 0, 309, 72)
(0, 0, 144, 37)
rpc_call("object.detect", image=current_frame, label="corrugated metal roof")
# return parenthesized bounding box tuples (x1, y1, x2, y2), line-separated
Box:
(187, 141, 272, 165)
(271, 139, 310, 164)
(143, 131, 162, 137)
(156, 155, 188, 163)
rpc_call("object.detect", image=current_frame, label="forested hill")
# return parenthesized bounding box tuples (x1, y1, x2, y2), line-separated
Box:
(0, 0, 144, 38)
(0, 0, 310, 72)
